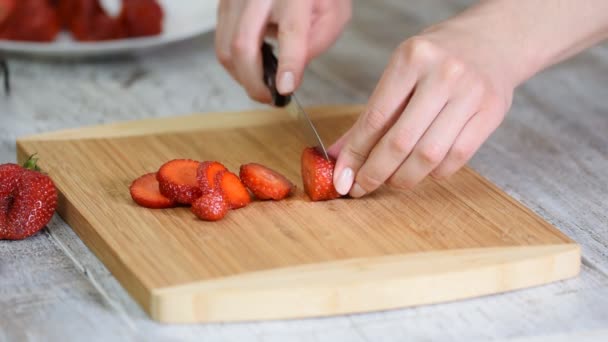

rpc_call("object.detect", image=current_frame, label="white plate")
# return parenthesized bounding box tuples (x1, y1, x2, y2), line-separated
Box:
(0, 0, 219, 58)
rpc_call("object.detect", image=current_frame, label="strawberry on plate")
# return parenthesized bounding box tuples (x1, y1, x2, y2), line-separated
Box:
(239, 163, 294, 201)
(0, 155, 58, 240)
(156, 159, 202, 205)
(301, 147, 341, 201)
(130, 172, 176, 209)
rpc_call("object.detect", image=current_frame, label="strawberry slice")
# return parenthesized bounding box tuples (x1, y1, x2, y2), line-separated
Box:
(239, 163, 294, 200)
(191, 191, 228, 221)
(156, 159, 202, 204)
(129, 173, 176, 209)
(301, 147, 341, 201)
(215, 170, 251, 209)
(197, 161, 227, 194)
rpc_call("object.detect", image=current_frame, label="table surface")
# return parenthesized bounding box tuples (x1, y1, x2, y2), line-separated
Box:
(1, 1, 607, 341)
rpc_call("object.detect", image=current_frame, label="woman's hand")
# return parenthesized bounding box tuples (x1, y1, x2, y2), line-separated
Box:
(329, 22, 516, 198)
(215, 0, 352, 103)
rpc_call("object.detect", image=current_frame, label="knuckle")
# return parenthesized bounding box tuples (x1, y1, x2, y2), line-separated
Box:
(345, 144, 367, 163)
(280, 20, 305, 37)
(357, 172, 384, 191)
(451, 143, 473, 163)
(361, 106, 387, 134)
(230, 34, 250, 55)
(440, 58, 465, 81)
(398, 37, 436, 65)
(416, 143, 444, 165)
(387, 132, 414, 156)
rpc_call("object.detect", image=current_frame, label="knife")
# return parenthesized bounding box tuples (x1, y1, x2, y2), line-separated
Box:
(261, 42, 330, 160)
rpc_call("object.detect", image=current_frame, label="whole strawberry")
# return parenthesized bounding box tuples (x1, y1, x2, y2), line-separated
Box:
(0, 155, 57, 240)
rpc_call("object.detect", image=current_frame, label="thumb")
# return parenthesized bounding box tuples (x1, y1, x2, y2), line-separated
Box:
(275, 0, 312, 95)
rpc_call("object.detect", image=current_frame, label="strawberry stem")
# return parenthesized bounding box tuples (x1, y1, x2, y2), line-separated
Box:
(22, 154, 41, 172)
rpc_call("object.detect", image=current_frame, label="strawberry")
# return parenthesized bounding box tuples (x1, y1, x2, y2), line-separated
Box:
(0, 155, 58, 240)
(301, 147, 341, 201)
(0, 0, 16, 25)
(239, 163, 294, 200)
(215, 170, 251, 209)
(129, 173, 176, 209)
(156, 159, 202, 204)
(196, 161, 227, 194)
(119, 0, 163, 38)
(191, 191, 228, 221)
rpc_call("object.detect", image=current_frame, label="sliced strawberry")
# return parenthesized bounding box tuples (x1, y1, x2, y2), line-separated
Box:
(215, 170, 251, 209)
(239, 163, 294, 200)
(157, 159, 202, 204)
(301, 147, 341, 201)
(129, 173, 176, 209)
(191, 191, 228, 221)
(196, 161, 227, 194)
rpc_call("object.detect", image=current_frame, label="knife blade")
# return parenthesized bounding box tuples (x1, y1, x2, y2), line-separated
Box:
(261, 42, 330, 160)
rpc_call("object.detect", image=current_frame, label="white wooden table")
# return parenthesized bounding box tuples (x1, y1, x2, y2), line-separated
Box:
(1, 1, 608, 340)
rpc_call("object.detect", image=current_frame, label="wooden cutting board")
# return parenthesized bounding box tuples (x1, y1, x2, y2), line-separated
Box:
(16, 105, 580, 323)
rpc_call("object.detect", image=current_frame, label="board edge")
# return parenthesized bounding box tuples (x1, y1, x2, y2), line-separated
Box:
(16, 141, 155, 314)
(149, 243, 580, 323)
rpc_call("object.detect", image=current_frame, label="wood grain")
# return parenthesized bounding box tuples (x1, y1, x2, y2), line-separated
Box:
(16, 106, 580, 322)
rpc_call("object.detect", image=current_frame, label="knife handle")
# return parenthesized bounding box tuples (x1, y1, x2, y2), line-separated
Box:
(261, 42, 291, 107)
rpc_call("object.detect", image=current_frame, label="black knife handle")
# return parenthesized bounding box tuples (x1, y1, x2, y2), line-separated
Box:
(261, 42, 291, 107)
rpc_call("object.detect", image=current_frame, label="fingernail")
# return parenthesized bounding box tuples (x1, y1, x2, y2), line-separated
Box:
(349, 183, 366, 198)
(278, 71, 295, 94)
(335, 168, 354, 195)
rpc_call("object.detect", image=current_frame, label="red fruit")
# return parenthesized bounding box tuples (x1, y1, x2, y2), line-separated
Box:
(56, 0, 81, 28)
(191, 191, 228, 221)
(0, 163, 23, 215)
(0, 0, 16, 25)
(0, 0, 60, 42)
(215, 170, 251, 209)
(129, 173, 176, 209)
(301, 147, 341, 201)
(0, 156, 58, 240)
(71, 12, 126, 41)
(157, 159, 202, 204)
(196, 161, 227, 194)
(119, 0, 163, 38)
(239, 163, 294, 200)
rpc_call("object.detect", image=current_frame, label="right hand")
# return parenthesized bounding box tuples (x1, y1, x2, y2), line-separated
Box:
(215, 0, 352, 103)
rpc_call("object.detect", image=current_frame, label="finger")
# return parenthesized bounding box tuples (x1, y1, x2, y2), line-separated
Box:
(231, 0, 273, 103)
(333, 50, 420, 196)
(351, 73, 453, 197)
(215, 0, 241, 80)
(327, 124, 355, 159)
(386, 82, 483, 190)
(307, 0, 352, 59)
(275, 0, 312, 94)
(432, 107, 504, 178)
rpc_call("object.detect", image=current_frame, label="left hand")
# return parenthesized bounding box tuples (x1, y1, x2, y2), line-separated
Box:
(328, 23, 516, 198)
